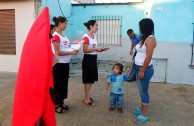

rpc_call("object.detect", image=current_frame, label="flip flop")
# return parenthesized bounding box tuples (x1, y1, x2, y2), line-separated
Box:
(82, 97, 94, 103)
(90, 97, 94, 102)
(83, 101, 96, 107)
(132, 108, 142, 115)
(134, 115, 149, 124)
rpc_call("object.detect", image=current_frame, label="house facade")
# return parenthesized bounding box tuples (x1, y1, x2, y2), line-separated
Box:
(42, 0, 194, 85)
(1, 0, 194, 85)
(0, 0, 41, 72)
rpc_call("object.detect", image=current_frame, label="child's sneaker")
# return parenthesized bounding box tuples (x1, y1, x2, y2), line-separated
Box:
(118, 107, 123, 113)
(109, 107, 115, 111)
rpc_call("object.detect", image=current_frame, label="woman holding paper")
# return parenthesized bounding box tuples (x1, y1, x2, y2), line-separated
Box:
(52, 16, 78, 113)
(82, 20, 108, 106)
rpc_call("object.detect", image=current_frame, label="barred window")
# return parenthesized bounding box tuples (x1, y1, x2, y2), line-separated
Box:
(0, 9, 16, 55)
(92, 16, 122, 46)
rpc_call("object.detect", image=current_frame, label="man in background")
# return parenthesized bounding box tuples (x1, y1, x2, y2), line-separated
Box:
(127, 29, 141, 57)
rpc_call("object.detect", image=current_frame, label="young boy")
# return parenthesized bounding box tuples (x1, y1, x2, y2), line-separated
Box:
(106, 63, 128, 113)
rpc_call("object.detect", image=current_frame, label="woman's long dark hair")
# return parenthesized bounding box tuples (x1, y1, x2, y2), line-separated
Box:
(139, 18, 154, 47)
(50, 24, 55, 39)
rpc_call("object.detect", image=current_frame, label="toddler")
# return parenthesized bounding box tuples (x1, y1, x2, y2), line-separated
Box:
(106, 63, 128, 113)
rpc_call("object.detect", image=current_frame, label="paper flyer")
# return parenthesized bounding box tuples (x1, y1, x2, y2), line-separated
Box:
(70, 40, 84, 50)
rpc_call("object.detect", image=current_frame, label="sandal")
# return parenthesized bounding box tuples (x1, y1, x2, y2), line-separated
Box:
(90, 97, 94, 102)
(55, 105, 66, 113)
(82, 97, 94, 103)
(83, 101, 96, 107)
(61, 104, 70, 110)
(134, 115, 149, 124)
(132, 108, 142, 115)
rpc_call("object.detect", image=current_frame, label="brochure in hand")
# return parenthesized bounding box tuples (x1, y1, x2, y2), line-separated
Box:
(70, 40, 84, 50)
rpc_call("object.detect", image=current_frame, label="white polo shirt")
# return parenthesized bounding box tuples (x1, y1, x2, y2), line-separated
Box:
(52, 32, 73, 63)
(82, 34, 98, 55)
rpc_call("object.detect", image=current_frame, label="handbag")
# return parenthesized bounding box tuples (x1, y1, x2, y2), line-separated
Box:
(128, 62, 136, 82)
(128, 51, 137, 82)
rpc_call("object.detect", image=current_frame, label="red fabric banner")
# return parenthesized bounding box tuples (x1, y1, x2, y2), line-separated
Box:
(12, 7, 56, 126)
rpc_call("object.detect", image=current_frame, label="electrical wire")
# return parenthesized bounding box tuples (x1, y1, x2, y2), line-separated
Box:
(56, 0, 72, 18)
(57, 0, 65, 17)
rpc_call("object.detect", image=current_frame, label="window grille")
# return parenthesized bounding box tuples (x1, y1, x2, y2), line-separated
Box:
(0, 9, 16, 55)
(92, 16, 122, 46)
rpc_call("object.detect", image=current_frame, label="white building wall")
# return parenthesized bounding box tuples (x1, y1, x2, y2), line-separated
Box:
(153, 42, 194, 85)
(0, 0, 35, 72)
(73, 37, 194, 85)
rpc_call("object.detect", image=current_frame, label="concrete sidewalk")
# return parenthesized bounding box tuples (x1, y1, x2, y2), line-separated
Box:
(0, 72, 194, 126)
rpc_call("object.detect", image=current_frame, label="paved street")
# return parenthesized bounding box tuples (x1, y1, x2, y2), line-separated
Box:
(0, 70, 194, 126)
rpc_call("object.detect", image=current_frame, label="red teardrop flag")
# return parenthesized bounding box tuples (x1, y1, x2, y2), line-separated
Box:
(12, 7, 56, 126)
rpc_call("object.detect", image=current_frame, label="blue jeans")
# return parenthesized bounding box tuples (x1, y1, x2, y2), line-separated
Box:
(110, 92, 123, 108)
(135, 64, 154, 105)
